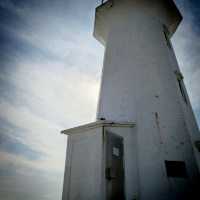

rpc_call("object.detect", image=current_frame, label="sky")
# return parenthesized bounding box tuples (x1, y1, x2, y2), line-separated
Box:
(0, 0, 199, 200)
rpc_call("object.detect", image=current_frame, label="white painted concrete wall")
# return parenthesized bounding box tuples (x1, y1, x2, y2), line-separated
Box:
(62, 127, 103, 200)
(62, 123, 136, 200)
(94, 0, 200, 199)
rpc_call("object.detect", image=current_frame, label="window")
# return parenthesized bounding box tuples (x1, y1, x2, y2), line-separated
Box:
(195, 141, 200, 152)
(163, 25, 172, 49)
(165, 161, 188, 178)
(175, 71, 188, 104)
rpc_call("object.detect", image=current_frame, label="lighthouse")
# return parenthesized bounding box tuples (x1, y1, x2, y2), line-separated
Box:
(62, 0, 200, 199)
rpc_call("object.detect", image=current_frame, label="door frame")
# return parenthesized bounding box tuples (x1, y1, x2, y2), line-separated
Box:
(103, 129, 126, 200)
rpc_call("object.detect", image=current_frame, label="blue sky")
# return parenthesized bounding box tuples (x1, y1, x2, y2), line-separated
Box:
(0, 0, 199, 199)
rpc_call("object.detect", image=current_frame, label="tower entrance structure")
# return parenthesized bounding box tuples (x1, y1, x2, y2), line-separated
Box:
(62, 0, 200, 199)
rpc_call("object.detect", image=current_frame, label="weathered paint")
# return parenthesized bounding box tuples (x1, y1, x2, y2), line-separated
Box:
(62, 121, 136, 200)
(94, 0, 200, 199)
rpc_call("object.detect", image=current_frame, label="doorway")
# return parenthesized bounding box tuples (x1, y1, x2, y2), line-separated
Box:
(105, 131, 125, 200)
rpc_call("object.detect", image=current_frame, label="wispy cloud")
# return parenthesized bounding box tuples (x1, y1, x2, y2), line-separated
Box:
(0, 152, 63, 200)
(0, 0, 103, 199)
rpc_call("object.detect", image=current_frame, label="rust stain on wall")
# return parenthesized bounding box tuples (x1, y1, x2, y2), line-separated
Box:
(155, 112, 163, 144)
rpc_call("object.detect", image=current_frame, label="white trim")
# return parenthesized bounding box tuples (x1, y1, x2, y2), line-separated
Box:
(61, 120, 135, 135)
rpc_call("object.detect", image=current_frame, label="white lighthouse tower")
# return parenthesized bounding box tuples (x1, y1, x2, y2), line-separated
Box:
(62, 0, 200, 199)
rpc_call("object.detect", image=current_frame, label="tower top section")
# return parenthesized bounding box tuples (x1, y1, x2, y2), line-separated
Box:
(94, 0, 182, 45)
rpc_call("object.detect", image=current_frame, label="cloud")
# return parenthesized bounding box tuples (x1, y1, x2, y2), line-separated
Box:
(0, 0, 101, 199)
(0, 58, 102, 198)
(0, 152, 63, 200)
(0, 131, 44, 161)
(0, 1, 103, 199)
(0, 60, 102, 172)
(0, 0, 102, 185)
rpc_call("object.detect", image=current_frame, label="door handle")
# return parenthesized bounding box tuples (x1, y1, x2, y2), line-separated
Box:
(105, 167, 116, 180)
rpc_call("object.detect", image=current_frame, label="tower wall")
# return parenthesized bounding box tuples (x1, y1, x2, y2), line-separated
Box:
(61, 1, 200, 200)
(95, 0, 200, 199)
(94, 0, 182, 45)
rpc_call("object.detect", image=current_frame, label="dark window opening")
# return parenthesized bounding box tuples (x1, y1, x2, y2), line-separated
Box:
(165, 161, 188, 178)
(175, 71, 188, 104)
(178, 79, 188, 104)
(163, 26, 172, 49)
(164, 31, 172, 48)
(194, 141, 200, 152)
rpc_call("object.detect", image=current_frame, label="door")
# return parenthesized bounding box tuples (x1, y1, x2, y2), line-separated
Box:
(105, 131, 125, 200)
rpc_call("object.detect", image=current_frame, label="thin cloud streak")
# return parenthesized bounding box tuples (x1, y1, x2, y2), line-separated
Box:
(0, 1, 103, 199)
